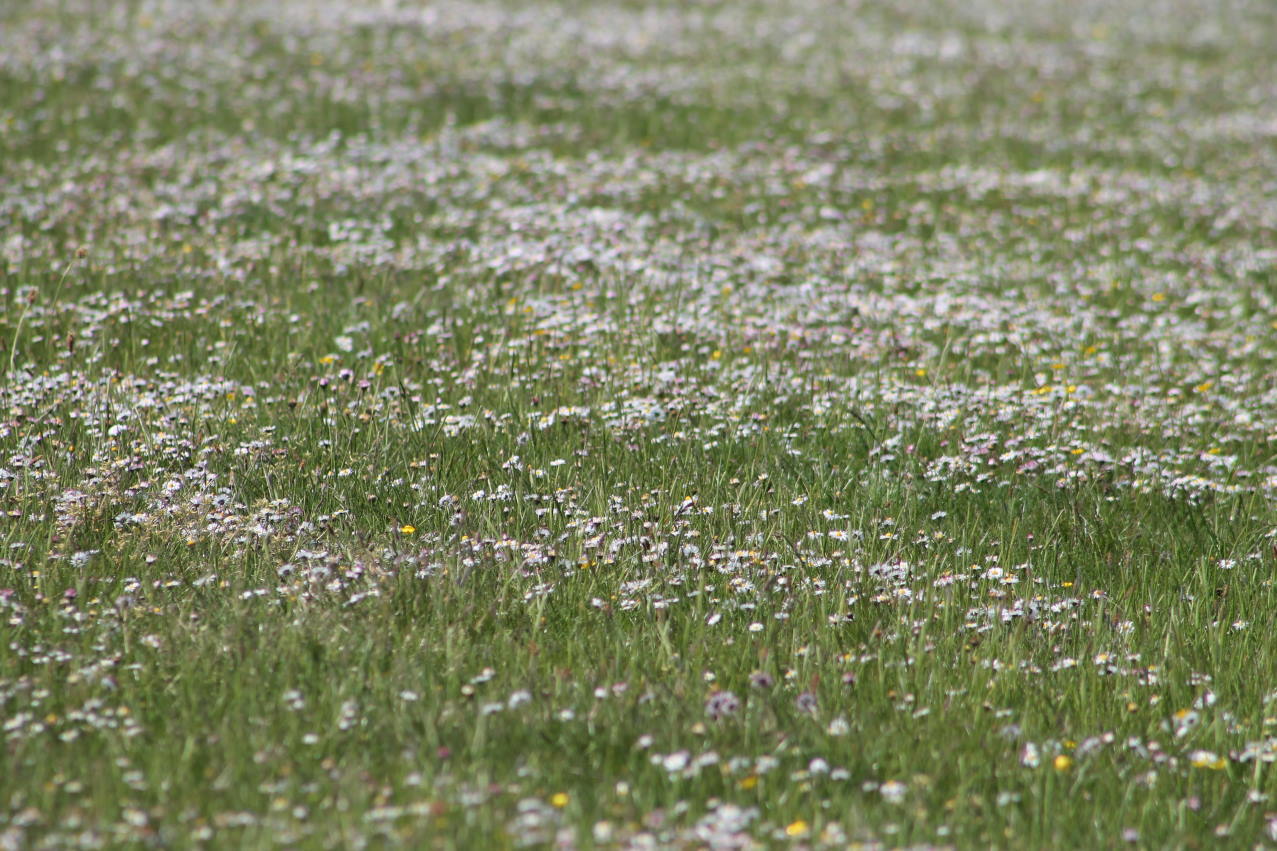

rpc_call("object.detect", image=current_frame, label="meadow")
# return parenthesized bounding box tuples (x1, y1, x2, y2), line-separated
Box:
(3, 0, 1277, 846)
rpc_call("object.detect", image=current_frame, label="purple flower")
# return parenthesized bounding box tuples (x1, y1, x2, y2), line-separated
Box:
(705, 690, 741, 720)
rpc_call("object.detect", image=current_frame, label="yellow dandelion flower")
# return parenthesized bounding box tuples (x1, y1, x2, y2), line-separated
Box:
(400, 524, 416, 535)
(1053, 754, 1073, 772)
(551, 793, 569, 808)
(785, 819, 809, 837)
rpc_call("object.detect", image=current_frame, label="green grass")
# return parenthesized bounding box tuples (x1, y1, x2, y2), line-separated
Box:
(4, 0, 1277, 847)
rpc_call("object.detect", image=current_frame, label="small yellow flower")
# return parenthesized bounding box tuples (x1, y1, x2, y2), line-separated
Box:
(550, 793, 569, 808)
(1189, 750, 1226, 770)
(737, 775, 758, 790)
(1053, 754, 1073, 772)
(400, 524, 416, 535)
(785, 819, 809, 837)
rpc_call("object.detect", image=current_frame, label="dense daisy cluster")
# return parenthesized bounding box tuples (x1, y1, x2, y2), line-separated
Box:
(3, 0, 1277, 846)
